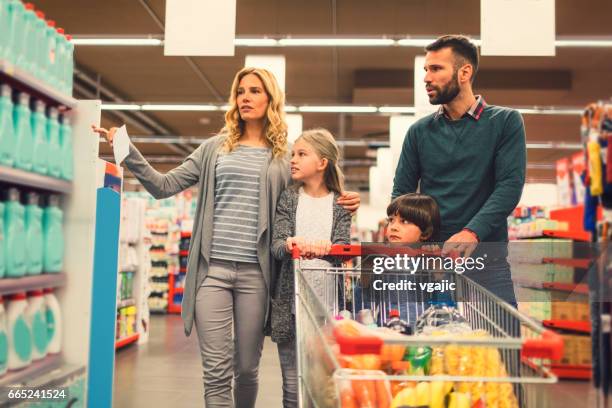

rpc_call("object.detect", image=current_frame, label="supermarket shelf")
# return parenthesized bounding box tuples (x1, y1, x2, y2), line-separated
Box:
(542, 230, 592, 242)
(541, 282, 589, 294)
(548, 364, 592, 380)
(117, 299, 135, 309)
(543, 320, 591, 333)
(115, 333, 139, 349)
(0, 165, 73, 194)
(542, 258, 593, 269)
(0, 354, 62, 387)
(0, 59, 77, 108)
(0, 273, 67, 296)
(167, 303, 181, 314)
(179, 250, 189, 257)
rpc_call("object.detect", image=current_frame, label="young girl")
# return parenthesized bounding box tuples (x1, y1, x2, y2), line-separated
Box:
(270, 128, 352, 408)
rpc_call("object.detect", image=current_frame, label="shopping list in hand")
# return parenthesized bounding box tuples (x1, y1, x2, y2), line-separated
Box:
(113, 125, 130, 165)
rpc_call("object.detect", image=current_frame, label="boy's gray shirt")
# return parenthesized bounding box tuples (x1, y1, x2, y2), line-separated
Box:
(124, 135, 291, 336)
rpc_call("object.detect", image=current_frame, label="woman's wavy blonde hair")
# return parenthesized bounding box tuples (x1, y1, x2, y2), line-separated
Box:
(221, 67, 288, 158)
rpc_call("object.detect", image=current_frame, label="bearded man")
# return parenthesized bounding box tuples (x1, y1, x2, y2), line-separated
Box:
(391, 35, 526, 303)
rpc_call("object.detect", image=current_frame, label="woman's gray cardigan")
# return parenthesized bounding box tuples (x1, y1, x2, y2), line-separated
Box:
(124, 135, 291, 336)
(269, 186, 351, 343)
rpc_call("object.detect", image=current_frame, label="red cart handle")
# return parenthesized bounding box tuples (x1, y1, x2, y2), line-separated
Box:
(292, 244, 446, 260)
(521, 329, 564, 360)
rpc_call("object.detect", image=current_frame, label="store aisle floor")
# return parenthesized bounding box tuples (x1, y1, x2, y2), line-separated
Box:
(115, 315, 596, 407)
(114, 315, 282, 408)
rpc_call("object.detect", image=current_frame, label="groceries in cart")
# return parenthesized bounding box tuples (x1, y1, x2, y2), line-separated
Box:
(330, 317, 520, 408)
(414, 302, 472, 335)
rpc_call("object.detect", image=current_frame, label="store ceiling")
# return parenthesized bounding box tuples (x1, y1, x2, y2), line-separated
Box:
(32, 0, 612, 186)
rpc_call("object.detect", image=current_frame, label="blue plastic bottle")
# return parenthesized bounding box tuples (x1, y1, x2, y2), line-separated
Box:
(4, 188, 26, 278)
(46, 107, 61, 178)
(22, 3, 37, 75)
(59, 115, 73, 180)
(13, 92, 34, 171)
(42, 195, 63, 273)
(0, 85, 16, 167)
(0, 201, 5, 279)
(24, 193, 43, 276)
(8, 0, 25, 69)
(31, 100, 48, 175)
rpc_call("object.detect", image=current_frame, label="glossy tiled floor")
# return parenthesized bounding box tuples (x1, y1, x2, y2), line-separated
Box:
(114, 315, 596, 407)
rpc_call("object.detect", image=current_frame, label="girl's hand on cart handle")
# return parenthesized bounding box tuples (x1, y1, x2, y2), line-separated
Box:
(337, 191, 360, 213)
(92, 125, 118, 148)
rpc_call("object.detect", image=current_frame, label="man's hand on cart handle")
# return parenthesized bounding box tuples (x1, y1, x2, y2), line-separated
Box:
(442, 229, 478, 258)
(337, 191, 360, 213)
(92, 125, 118, 148)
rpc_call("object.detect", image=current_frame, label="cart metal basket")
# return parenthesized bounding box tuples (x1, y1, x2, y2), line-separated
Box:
(293, 245, 563, 408)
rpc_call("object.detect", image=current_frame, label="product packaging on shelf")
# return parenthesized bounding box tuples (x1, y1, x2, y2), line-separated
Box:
(4, 188, 26, 278)
(31, 99, 49, 175)
(7, 0, 25, 67)
(0, 298, 7, 377)
(59, 114, 73, 180)
(42, 194, 64, 273)
(22, 3, 36, 75)
(13, 92, 34, 171)
(46, 106, 61, 178)
(43, 288, 61, 354)
(0, 84, 16, 167)
(24, 192, 44, 275)
(25, 290, 47, 361)
(6, 292, 32, 370)
(33, 10, 47, 80)
(0, 201, 5, 278)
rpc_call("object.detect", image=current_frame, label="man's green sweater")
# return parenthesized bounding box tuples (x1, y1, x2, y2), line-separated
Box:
(391, 105, 526, 242)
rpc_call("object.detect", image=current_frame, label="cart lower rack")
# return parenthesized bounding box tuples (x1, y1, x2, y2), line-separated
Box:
(293, 245, 563, 408)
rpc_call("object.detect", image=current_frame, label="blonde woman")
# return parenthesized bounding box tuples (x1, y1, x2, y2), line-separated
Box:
(93, 67, 360, 408)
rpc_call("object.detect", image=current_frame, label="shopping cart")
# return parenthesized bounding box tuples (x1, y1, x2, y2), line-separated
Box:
(292, 244, 564, 408)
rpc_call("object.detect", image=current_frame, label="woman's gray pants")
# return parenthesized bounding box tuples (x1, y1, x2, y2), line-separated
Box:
(194, 259, 267, 408)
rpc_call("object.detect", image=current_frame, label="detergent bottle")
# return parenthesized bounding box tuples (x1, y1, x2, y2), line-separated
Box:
(0, 201, 5, 279)
(43, 288, 61, 354)
(33, 10, 48, 80)
(25, 290, 47, 361)
(46, 107, 61, 178)
(4, 188, 26, 278)
(64, 34, 74, 95)
(44, 20, 58, 88)
(21, 3, 37, 75)
(6, 0, 25, 67)
(0, 84, 16, 167)
(0, 297, 8, 377)
(13, 92, 34, 172)
(59, 115, 73, 180)
(6, 293, 31, 370)
(31, 100, 48, 175)
(24, 192, 43, 276)
(42, 195, 63, 273)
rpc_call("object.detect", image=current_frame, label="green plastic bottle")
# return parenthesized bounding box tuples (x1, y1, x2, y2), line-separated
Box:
(0, 0, 7, 60)
(44, 20, 57, 88)
(0, 201, 5, 279)
(22, 3, 37, 75)
(59, 115, 73, 180)
(8, 0, 25, 69)
(0, 85, 16, 167)
(24, 193, 43, 276)
(13, 92, 34, 172)
(64, 34, 74, 95)
(46, 107, 61, 178)
(4, 188, 26, 278)
(31, 100, 48, 175)
(33, 10, 47, 81)
(42, 195, 63, 273)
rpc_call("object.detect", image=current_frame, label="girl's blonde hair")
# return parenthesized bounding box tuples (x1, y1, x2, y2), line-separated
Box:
(295, 128, 345, 194)
(221, 67, 288, 158)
